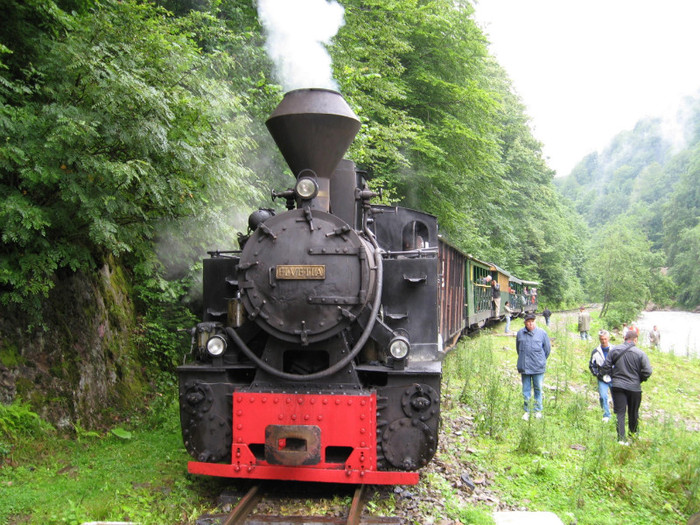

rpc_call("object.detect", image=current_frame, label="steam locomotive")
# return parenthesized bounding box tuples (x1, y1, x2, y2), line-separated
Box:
(177, 89, 537, 485)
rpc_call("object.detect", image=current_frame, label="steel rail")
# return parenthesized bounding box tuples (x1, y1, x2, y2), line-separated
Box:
(200, 483, 401, 525)
(222, 483, 263, 525)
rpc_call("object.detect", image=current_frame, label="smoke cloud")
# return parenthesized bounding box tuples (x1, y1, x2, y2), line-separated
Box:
(256, 0, 345, 92)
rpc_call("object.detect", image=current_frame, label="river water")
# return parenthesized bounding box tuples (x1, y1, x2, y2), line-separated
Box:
(636, 310, 700, 359)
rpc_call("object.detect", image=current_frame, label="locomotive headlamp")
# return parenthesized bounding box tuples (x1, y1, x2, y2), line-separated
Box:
(295, 176, 319, 200)
(206, 335, 227, 356)
(389, 335, 410, 359)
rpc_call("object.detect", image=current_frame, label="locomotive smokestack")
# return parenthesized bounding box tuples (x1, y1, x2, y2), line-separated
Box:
(266, 88, 360, 211)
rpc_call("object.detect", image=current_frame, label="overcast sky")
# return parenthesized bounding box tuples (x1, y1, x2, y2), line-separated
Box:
(473, 0, 700, 176)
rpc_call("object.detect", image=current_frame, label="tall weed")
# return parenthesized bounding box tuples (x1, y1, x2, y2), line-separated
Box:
(456, 335, 515, 439)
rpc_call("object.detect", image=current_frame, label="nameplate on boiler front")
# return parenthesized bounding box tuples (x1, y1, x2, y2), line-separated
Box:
(275, 265, 326, 280)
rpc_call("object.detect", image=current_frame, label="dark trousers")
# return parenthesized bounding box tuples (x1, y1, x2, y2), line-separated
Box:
(611, 387, 642, 441)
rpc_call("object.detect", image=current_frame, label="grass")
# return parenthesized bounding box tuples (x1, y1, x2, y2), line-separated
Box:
(442, 314, 700, 524)
(0, 388, 248, 524)
(1, 313, 699, 524)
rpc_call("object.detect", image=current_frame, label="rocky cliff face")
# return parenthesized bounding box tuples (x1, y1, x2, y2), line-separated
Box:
(0, 258, 147, 429)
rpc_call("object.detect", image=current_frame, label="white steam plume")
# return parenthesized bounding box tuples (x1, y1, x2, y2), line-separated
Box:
(257, 0, 345, 92)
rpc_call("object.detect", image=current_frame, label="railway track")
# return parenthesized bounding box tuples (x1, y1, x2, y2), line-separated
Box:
(196, 483, 402, 525)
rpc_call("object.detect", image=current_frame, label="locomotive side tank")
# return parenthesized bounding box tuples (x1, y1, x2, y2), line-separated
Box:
(178, 89, 442, 485)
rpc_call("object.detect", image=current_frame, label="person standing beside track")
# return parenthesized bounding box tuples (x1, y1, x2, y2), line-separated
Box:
(599, 330, 652, 445)
(504, 301, 513, 334)
(516, 312, 551, 420)
(578, 306, 591, 340)
(542, 306, 552, 327)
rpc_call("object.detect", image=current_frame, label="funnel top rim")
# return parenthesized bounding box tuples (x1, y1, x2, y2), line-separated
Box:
(281, 87, 342, 96)
(266, 88, 360, 124)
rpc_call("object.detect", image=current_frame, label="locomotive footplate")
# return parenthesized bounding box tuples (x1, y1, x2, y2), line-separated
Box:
(187, 391, 419, 485)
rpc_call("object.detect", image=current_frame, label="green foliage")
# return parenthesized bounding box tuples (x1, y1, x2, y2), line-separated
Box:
(670, 223, 700, 306)
(0, 0, 259, 320)
(586, 212, 663, 323)
(0, 344, 24, 367)
(132, 255, 197, 373)
(664, 144, 700, 307)
(0, 400, 53, 441)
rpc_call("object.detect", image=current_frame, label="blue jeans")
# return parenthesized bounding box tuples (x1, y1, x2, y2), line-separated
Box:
(521, 373, 544, 413)
(597, 379, 611, 418)
(505, 315, 511, 333)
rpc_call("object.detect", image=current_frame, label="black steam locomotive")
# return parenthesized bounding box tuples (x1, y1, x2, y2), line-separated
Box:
(177, 89, 537, 485)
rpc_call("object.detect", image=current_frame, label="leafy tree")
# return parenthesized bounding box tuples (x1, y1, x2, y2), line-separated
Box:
(670, 223, 700, 307)
(663, 145, 700, 268)
(664, 143, 700, 307)
(586, 215, 662, 325)
(0, 0, 259, 319)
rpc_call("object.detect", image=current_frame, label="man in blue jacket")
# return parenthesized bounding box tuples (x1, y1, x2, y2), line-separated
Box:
(516, 312, 551, 420)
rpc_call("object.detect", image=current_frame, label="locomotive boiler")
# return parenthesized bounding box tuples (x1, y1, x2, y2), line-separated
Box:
(178, 88, 443, 485)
